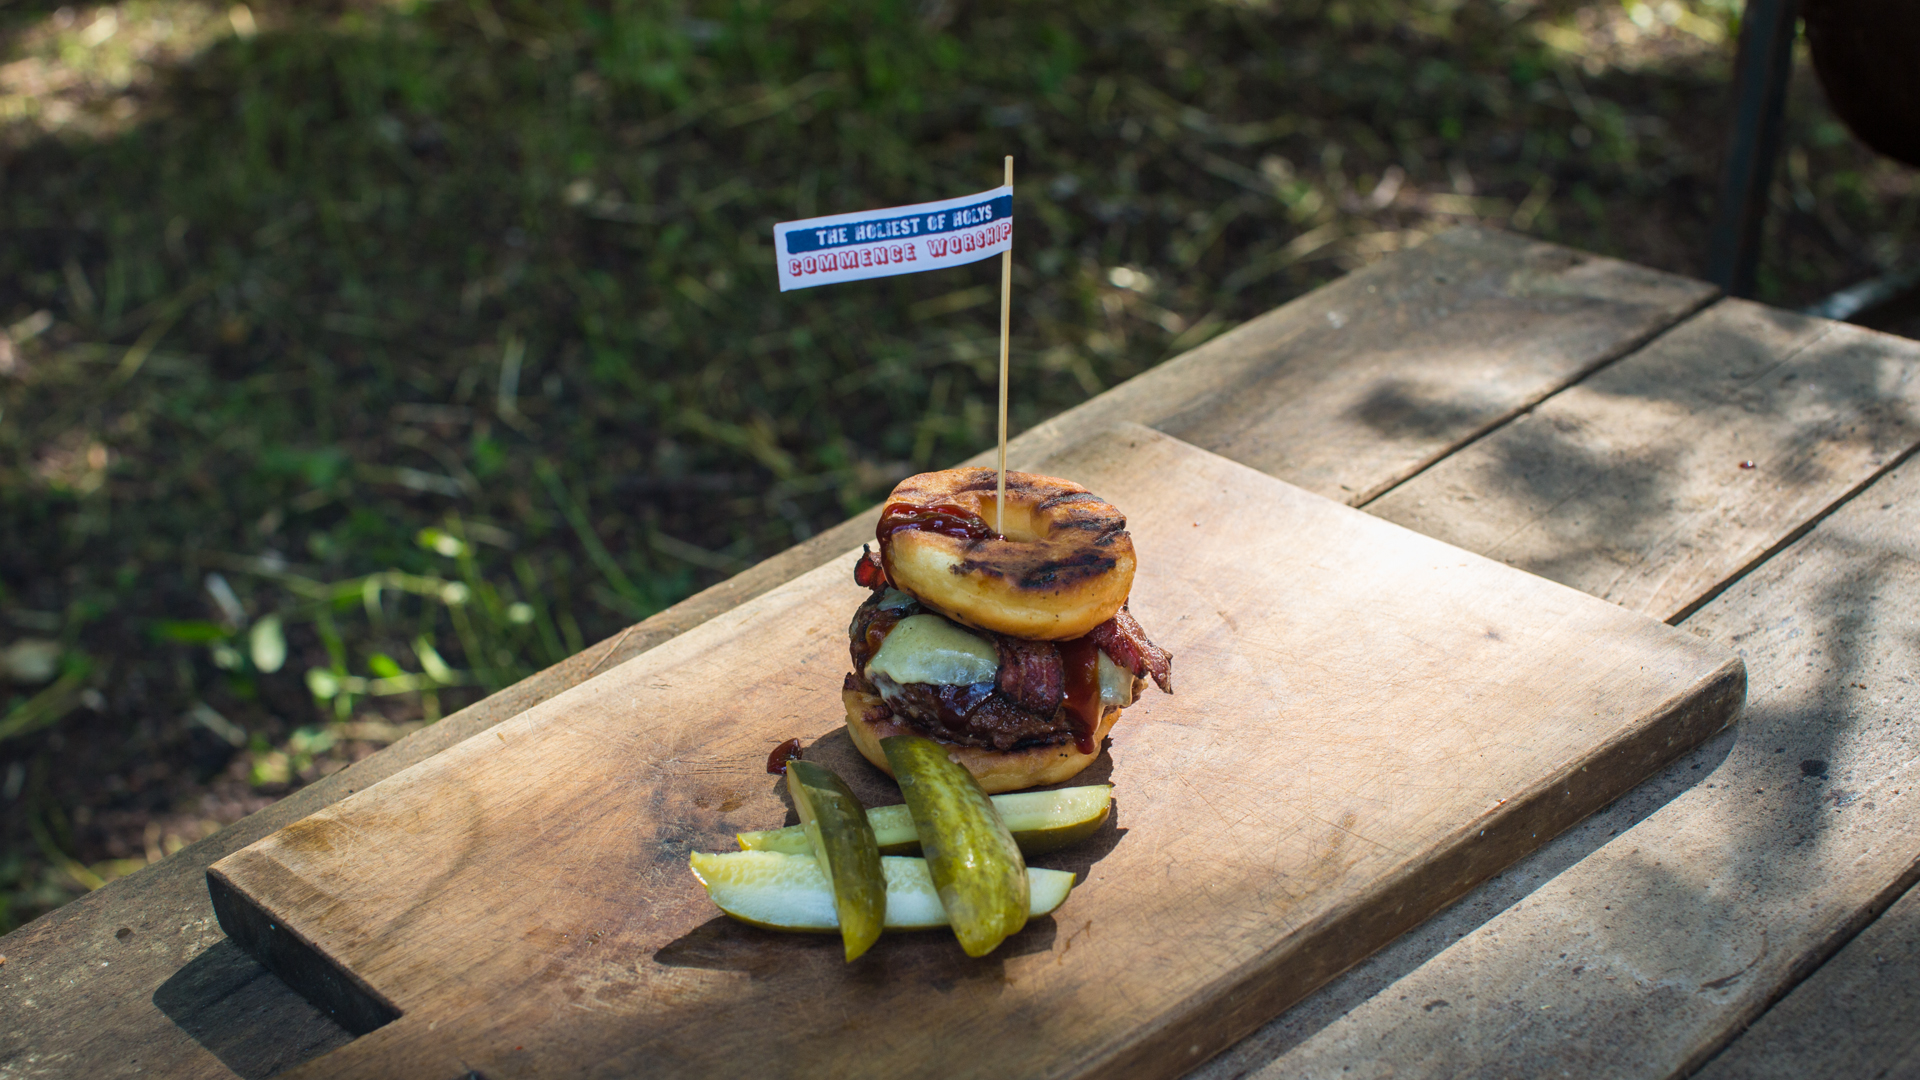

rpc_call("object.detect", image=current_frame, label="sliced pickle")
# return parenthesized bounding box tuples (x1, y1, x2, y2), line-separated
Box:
(688, 850, 1074, 932)
(786, 759, 885, 961)
(738, 785, 1113, 857)
(980, 785, 1114, 854)
(880, 734, 1029, 957)
(739, 803, 920, 857)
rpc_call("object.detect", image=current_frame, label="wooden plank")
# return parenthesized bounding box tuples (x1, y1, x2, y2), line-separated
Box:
(1369, 299, 1920, 621)
(0, 521, 874, 1080)
(1695, 876, 1920, 1079)
(1212, 453, 1920, 1079)
(0, 228, 1716, 1080)
(207, 427, 1741, 1080)
(1006, 225, 1716, 506)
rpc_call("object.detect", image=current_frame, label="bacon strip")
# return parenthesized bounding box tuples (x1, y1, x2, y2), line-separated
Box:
(1090, 606, 1174, 693)
(853, 544, 889, 591)
(847, 589, 1172, 754)
(995, 637, 1064, 717)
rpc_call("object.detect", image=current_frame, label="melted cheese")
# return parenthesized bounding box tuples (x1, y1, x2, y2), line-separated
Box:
(872, 588, 919, 612)
(867, 611, 1139, 708)
(865, 613, 1000, 687)
(1097, 650, 1135, 708)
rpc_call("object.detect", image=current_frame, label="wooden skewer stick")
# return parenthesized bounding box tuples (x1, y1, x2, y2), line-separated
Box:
(996, 155, 1012, 536)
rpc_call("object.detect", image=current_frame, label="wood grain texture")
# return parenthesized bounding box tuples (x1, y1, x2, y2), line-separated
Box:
(0, 516, 877, 1080)
(1230, 454, 1920, 1080)
(1695, 876, 1920, 1079)
(0, 227, 1717, 1080)
(1005, 225, 1717, 505)
(209, 427, 1741, 1080)
(1368, 299, 1920, 621)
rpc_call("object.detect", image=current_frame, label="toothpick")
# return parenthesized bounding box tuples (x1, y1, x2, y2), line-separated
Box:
(996, 155, 1012, 536)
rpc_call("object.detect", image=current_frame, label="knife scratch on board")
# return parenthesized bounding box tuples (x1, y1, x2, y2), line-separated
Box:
(1300, 809, 1402, 856)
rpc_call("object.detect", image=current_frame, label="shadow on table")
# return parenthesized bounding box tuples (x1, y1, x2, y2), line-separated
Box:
(1195, 722, 1743, 1074)
(654, 806, 1126, 981)
(152, 939, 353, 1080)
(1209, 312, 1920, 1070)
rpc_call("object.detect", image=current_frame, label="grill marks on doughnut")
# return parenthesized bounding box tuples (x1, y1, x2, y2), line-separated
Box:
(1031, 490, 1126, 537)
(876, 492, 1127, 591)
(886, 467, 1057, 522)
(878, 468, 1136, 638)
(955, 546, 1121, 591)
(945, 489, 1129, 592)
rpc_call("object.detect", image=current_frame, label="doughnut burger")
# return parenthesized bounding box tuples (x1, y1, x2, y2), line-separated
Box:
(843, 467, 1172, 793)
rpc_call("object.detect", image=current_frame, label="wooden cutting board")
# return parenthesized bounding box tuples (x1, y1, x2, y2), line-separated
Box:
(208, 426, 1744, 1080)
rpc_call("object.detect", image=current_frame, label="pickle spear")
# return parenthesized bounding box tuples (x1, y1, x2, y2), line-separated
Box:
(738, 785, 1113, 857)
(880, 734, 1029, 957)
(689, 850, 1075, 931)
(786, 759, 885, 961)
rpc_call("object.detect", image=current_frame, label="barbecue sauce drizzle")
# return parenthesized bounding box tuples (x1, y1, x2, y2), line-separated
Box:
(1058, 635, 1103, 754)
(766, 738, 804, 775)
(875, 502, 996, 603)
(874, 501, 1104, 754)
(854, 607, 903, 672)
(877, 502, 996, 544)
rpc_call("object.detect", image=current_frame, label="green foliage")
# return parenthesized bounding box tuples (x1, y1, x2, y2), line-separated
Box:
(0, 0, 1914, 932)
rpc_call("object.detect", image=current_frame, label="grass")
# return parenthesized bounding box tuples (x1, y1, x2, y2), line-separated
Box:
(1, 0, 1916, 932)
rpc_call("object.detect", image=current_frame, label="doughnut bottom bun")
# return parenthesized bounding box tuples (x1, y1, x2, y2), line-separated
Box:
(843, 685, 1123, 794)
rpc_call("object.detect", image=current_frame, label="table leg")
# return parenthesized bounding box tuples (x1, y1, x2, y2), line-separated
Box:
(1706, 0, 1799, 299)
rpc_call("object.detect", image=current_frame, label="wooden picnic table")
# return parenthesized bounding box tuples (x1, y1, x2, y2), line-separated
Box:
(5, 225, 1919, 1079)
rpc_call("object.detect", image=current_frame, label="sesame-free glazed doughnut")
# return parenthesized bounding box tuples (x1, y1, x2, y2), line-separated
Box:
(876, 467, 1134, 641)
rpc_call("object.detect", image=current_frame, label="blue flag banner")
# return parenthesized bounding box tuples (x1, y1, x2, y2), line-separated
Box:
(774, 185, 1012, 292)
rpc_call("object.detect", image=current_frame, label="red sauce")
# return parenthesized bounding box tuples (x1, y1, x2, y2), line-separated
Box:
(1058, 636, 1102, 755)
(877, 502, 996, 544)
(766, 738, 804, 775)
(854, 608, 903, 672)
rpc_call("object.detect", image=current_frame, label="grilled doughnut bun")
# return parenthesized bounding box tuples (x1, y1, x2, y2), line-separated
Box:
(842, 684, 1123, 794)
(878, 467, 1134, 641)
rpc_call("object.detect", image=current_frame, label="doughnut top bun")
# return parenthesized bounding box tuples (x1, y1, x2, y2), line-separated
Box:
(879, 467, 1135, 641)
